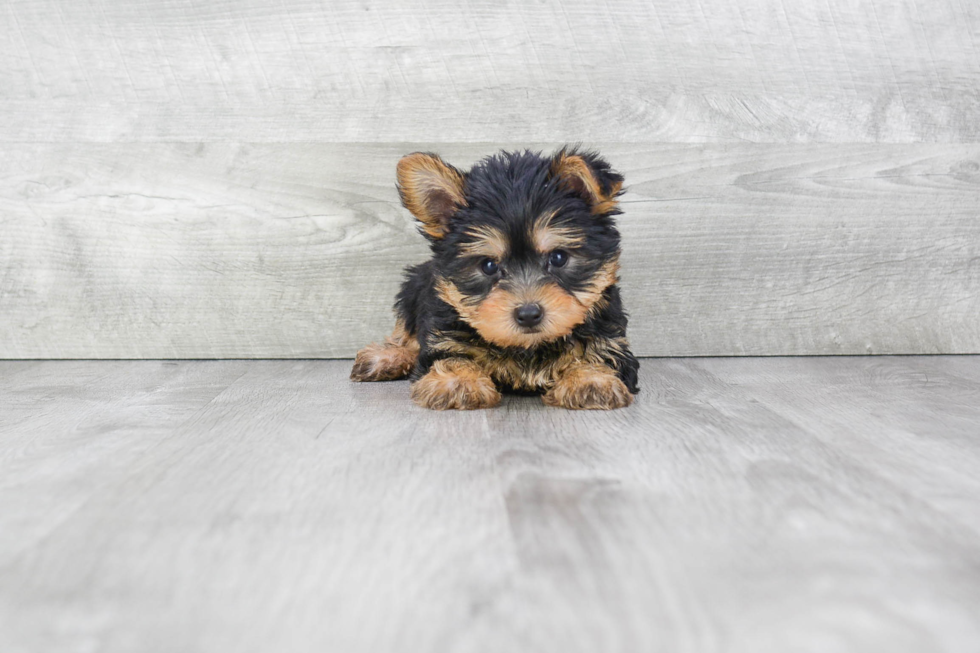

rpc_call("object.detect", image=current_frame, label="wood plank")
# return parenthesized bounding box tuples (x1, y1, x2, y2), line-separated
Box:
(691, 356, 980, 533)
(0, 0, 978, 142)
(0, 358, 978, 652)
(1, 142, 978, 358)
(0, 360, 251, 564)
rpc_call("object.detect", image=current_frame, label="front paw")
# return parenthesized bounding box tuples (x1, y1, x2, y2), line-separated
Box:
(543, 364, 634, 410)
(411, 359, 501, 410)
(351, 342, 416, 382)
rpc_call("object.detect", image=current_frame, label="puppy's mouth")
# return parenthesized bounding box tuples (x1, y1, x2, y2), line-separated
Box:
(470, 317, 575, 350)
(498, 325, 558, 349)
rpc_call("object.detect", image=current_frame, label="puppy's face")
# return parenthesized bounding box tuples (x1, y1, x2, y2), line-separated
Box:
(398, 149, 624, 349)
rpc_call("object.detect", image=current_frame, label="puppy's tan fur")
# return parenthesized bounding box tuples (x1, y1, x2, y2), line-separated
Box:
(410, 358, 501, 410)
(350, 320, 420, 382)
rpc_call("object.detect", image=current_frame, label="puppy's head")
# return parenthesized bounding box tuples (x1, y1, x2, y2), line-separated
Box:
(397, 147, 624, 349)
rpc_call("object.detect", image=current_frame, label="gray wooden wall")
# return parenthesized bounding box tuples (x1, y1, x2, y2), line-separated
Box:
(1, 0, 978, 358)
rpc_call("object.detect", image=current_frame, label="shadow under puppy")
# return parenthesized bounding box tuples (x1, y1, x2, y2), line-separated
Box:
(351, 147, 639, 410)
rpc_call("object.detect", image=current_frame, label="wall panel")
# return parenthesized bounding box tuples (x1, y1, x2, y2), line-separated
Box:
(2, 143, 977, 357)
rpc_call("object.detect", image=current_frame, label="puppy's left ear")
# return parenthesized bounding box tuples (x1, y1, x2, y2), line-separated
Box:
(397, 152, 467, 239)
(549, 148, 624, 215)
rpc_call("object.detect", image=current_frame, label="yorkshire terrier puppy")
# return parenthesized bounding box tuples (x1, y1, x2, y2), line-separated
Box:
(351, 147, 639, 410)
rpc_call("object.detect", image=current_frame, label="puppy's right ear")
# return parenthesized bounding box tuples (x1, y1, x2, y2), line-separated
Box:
(396, 153, 467, 239)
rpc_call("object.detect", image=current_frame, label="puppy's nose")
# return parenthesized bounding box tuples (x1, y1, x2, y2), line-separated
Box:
(514, 303, 544, 328)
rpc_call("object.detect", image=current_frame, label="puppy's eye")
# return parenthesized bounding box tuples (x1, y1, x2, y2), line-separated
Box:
(480, 259, 499, 275)
(548, 250, 569, 268)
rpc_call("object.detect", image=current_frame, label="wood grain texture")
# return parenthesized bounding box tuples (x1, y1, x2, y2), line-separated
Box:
(1, 357, 979, 653)
(0, 0, 978, 142)
(2, 142, 978, 358)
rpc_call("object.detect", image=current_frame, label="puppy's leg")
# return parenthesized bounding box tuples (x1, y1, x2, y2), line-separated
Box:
(350, 320, 420, 382)
(543, 362, 633, 410)
(411, 359, 501, 410)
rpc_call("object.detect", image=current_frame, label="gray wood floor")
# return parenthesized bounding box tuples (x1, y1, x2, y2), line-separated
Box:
(1, 357, 979, 653)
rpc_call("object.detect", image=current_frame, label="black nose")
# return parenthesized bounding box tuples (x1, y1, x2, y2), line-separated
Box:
(514, 303, 544, 327)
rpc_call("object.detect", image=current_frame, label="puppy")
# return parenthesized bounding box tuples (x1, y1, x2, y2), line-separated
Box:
(351, 147, 639, 410)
